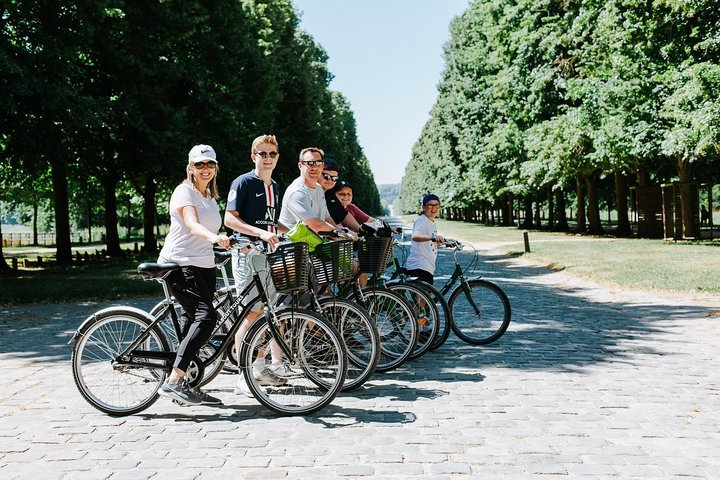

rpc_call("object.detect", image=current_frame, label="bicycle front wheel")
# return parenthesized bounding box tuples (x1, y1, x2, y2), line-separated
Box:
(317, 297, 380, 391)
(239, 309, 347, 416)
(386, 282, 439, 360)
(71, 309, 170, 416)
(448, 279, 511, 345)
(352, 287, 417, 372)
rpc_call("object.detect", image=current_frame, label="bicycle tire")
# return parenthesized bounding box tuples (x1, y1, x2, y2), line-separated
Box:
(350, 287, 418, 372)
(385, 282, 440, 360)
(409, 280, 452, 351)
(317, 297, 380, 391)
(448, 279, 511, 345)
(238, 309, 347, 416)
(71, 309, 170, 416)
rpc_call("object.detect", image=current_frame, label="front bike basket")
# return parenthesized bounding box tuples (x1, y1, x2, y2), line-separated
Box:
(357, 236, 392, 274)
(310, 239, 354, 284)
(267, 242, 310, 293)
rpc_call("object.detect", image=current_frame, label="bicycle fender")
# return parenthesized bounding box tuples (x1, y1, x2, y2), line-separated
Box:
(68, 306, 155, 344)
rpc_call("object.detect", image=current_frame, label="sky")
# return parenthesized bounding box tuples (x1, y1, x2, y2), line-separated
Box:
(293, 0, 469, 186)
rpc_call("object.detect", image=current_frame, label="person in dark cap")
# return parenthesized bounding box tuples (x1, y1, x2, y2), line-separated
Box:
(333, 180, 372, 225)
(318, 157, 363, 231)
(405, 193, 445, 285)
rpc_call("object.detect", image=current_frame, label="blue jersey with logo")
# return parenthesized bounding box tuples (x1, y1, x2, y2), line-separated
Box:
(226, 171, 280, 240)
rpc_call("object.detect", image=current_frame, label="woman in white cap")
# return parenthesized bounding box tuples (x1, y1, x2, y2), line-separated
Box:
(156, 144, 230, 406)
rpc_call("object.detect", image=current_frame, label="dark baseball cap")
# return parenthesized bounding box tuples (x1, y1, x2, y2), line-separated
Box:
(323, 157, 339, 172)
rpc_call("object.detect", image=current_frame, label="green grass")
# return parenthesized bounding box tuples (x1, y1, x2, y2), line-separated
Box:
(3, 220, 719, 305)
(0, 254, 159, 306)
(431, 219, 720, 296)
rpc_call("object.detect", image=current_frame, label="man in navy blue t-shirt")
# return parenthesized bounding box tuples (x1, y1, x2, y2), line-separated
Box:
(224, 134, 293, 395)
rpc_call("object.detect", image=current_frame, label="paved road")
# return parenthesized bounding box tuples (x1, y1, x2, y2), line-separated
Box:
(1, 246, 719, 479)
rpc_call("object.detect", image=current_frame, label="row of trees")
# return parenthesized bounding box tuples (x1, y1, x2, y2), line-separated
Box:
(400, 0, 719, 237)
(0, 0, 380, 268)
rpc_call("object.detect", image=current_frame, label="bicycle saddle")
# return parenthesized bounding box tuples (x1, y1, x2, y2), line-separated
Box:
(137, 262, 180, 279)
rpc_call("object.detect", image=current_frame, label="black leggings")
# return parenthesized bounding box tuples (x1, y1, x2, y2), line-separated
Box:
(167, 266, 217, 372)
(407, 268, 434, 285)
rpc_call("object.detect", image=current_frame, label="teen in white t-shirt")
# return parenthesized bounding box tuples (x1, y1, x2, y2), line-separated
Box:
(405, 194, 445, 285)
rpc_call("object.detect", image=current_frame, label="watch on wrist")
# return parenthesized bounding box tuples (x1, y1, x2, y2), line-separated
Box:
(431, 232, 436, 242)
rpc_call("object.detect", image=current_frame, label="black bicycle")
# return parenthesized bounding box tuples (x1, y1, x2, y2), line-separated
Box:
(70, 240, 347, 416)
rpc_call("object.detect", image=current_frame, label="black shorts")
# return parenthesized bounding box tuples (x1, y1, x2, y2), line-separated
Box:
(406, 268, 434, 285)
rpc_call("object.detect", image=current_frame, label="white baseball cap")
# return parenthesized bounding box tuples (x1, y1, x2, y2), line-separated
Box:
(188, 144, 218, 163)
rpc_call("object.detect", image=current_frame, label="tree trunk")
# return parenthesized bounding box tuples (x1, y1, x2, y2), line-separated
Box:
(102, 176, 122, 256)
(51, 158, 72, 265)
(614, 171, 631, 236)
(547, 189, 555, 229)
(575, 177, 586, 232)
(143, 175, 157, 253)
(32, 202, 39, 245)
(555, 189, 568, 231)
(0, 220, 12, 272)
(586, 173, 604, 234)
(87, 202, 92, 243)
(636, 167, 651, 187)
(502, 194, 513, 226)
(677, 156, 698, 238)
(521, 196, 533, 229)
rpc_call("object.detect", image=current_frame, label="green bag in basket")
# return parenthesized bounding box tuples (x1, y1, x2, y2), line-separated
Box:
(287, 221, 324, 252)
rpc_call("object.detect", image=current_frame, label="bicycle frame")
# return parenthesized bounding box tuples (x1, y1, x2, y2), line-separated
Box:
(112, 269, 290, 373)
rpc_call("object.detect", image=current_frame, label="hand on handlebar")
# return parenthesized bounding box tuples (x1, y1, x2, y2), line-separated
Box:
(214, 234, 231, 249)
(259, 230, 280, 248)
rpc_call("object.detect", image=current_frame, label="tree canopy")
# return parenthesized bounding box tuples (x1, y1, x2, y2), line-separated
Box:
(0, 0, 380, 265)
(401, 0, 719, 237)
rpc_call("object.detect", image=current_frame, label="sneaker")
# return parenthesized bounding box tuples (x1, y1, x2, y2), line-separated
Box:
(251, 358, 267, 381)
(192, 388, 223, 405)
(234, 375, 255, 398)
(158, 379, 202, 405)
(254, 367, 288, 386)
(267, 362, 303, 380)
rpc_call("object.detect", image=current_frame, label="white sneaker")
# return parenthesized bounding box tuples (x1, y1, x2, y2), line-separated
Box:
(267, 362, 303, 380)
(234, 375, 254, 398)
(251, 358, 266, 381)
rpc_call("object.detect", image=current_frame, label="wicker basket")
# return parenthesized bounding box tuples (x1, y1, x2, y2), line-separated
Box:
(357, 236, 392, 274)
(310, 239, 354, 284)
(266, 242, 309, 293)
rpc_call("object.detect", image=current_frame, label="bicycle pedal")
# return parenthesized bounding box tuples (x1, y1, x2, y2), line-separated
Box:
(172, 399, 191, 407)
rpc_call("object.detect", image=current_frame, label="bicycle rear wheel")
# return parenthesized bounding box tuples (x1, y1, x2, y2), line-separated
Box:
(449, 279, 511, 345)
(71, 309, 170, 416)
(410, 280, 452, 351)
(352, 287, 417, 372)
(238, 309, 347, 416)
(317, 297, 380, 391)
(386, 282, 439, 360)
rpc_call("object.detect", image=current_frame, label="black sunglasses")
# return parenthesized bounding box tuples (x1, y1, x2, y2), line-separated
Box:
(322, 173, 339, 182)
(300, 160, 324, 167)
(255, 151, 278, 159)
(192, 161, 216, 169)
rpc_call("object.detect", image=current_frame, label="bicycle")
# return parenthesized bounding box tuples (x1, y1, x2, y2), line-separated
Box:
(70, 240, 347, 416)
(333, 234, 419, 372)
(389, 234, 511, 346)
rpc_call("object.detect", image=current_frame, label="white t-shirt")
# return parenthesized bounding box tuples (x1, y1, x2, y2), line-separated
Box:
(406, 214, 438, 274)
(279, 177, 329, 227)
(158, 183, 221, 268)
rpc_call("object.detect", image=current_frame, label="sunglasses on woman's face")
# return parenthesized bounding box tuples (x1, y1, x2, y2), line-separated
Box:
(322, 173, 339, 182)
(193, 161, 216, 170)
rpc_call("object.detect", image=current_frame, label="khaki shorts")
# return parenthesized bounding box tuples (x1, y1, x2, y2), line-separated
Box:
(231, 248, 277, 312)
